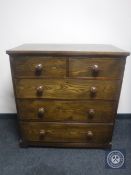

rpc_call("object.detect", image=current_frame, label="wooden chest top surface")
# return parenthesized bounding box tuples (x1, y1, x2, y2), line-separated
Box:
(6, 44, 130, 56)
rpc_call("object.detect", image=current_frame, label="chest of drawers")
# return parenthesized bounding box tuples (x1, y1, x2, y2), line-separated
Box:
(6, 44, 130, 148)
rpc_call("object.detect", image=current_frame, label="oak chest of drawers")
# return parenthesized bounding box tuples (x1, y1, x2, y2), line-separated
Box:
(6, 44, 130, 148)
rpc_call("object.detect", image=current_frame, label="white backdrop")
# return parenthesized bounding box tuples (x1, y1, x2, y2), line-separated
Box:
(0, 0, 131, 113)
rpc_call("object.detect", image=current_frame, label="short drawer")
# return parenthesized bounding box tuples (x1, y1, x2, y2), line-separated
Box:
(20, 122, 113, 143)
(17, 99, 116, 123)
(12, 56, 66, 78)
(69, 57, 125, 79)
(15, 79, 120, 100)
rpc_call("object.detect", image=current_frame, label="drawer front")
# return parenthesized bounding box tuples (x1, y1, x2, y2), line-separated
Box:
(17, 100, 116, 123)
(15, 79, 120, 100)
(12, 56, 66, 78)
(69, 57, 125, 79)
(20, 122, 113, 143)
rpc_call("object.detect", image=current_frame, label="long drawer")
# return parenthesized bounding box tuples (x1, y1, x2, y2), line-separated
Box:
(17, 99, 116, 123)
(15, 79, 120, 100)
(20, 122, 113, 143)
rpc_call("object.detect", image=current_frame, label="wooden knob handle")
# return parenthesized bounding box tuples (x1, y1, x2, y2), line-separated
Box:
(88, 109, 95, 117)
(92, 64, 99, 72)
(38, 107, 45, 118)
(39, 129, 46, 139)
(35, 64, 43, 75)
(36, 86, 43, 96)
(90, 86, 97, 95)
(87, 131, 93, 139)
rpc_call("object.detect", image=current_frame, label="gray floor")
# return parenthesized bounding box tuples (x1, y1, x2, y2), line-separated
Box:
(0, 118, 131, 175)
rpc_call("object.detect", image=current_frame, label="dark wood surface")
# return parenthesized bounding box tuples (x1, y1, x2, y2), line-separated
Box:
(20, 122, 113, 143)
(15, 79, 120, 100)
(12, 56, 125, 79)
(7, 44, 129, 148)
(69, 57, 125, 79)
(13, 56, 66, 78)
(6, 44, 130, 56)
(17, 99, 116, 123)
(19, 141, 112, 148)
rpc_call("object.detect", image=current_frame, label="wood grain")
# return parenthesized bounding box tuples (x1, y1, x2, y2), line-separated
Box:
(20, 122, 113, 143)
(13, 56, 66, 78)
(69, 57, 125, 79)
(7, 44, 129, 148)
(15, 79, 120, 100)
(17, 99, 116, 123)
